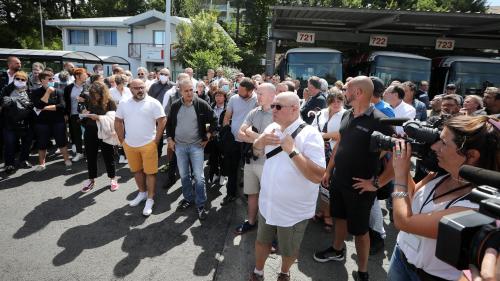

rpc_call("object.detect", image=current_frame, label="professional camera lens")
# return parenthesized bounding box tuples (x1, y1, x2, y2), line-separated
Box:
(370, 131, 397, 152)
(403, 121, 440, 145)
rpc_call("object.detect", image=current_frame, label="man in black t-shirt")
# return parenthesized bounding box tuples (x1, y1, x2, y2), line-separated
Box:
(313, 76, 394, 281)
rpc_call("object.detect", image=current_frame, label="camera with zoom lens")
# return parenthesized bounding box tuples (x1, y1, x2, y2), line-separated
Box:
(436, 165, 500, 270)
(369, 119, 442, 172)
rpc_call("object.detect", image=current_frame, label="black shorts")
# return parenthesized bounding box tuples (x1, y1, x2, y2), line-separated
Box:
(330, 184, 376, 236)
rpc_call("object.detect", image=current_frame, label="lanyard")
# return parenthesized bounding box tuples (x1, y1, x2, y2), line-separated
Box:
(419, 175, 471, 214)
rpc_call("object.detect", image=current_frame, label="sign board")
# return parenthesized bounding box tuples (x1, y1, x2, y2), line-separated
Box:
(369, 35, 388, 47)
(435, 38, 455, 51)
(296, 32, 315, 44)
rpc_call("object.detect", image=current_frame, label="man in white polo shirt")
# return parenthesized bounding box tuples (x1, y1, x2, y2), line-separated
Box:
(383, 84, 416, 134)
(115, 79, 166, 216)
(248, 92, 326, 281)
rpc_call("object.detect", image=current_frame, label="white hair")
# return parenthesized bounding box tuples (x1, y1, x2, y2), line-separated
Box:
(319, 78, 328, 92)
(136, 66, 148, 74)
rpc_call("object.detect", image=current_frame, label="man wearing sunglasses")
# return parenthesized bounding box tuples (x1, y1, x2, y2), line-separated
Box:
(248, 91, 326, 281)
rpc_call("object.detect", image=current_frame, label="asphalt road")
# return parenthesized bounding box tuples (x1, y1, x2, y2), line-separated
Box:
(0, 151, 394, 281)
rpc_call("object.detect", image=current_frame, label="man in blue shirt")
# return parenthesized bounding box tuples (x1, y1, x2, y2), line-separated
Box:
(370, 77, 395, 118)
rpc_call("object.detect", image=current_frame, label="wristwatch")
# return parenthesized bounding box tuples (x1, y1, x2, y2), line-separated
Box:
(372, 177, 380, 189)
(289, 149, 300, 159)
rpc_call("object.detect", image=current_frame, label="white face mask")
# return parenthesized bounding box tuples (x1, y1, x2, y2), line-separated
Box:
(14, 80, 26, 88)
(97, 70, 104, 75)
(159, 75, 169, 83)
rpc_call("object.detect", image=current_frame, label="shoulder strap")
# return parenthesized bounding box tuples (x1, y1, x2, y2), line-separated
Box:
(265, 123, 307, 159)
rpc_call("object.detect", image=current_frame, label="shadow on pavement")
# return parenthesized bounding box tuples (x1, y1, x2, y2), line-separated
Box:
(13, 186, 108, 239)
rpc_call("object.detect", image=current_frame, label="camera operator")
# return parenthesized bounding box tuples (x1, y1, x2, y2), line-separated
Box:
(388, 115, 499, 281)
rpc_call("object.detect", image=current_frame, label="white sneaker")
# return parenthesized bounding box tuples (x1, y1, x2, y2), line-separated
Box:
(65, 160, 72, 167)
(71, 144, 76, 154)
(143, 198, 154, 216)
(55, 148, 61, 154)
(72, 153, 83, 162)
(219, 176, 227, 186)
(129, 192, 147, 207)
(35, 164, 46, 172)
(119, 155, 128, 164)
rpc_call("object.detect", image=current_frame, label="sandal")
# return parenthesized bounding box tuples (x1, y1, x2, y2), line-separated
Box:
(234, 220, 256, 235)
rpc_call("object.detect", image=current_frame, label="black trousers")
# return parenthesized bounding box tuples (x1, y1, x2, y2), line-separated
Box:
(69, 115, 83, 154)
(207, 139, 223, 179)
(84, 126, 115, 179)
(223, 140, 242, 197)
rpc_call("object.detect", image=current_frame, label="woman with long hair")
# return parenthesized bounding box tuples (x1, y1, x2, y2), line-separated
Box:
(388, 115, 499, 281)
(80, 81, 119, 192)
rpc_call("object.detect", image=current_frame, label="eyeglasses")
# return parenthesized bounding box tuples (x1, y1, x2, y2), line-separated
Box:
(14, 77, 27, 82)
(271, 104, 293, 110)
(341, 88, 347, 92)
(138, 73, 145, 76)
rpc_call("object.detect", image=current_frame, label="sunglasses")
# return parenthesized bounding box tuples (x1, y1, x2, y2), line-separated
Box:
(270, 104, 293, 110)
(138, 73, 145, 76)
(15, 77, 27, 82)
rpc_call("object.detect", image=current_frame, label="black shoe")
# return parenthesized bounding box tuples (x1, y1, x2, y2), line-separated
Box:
(177, 199, 192, 210)
(220, 195, 237, 206)
(18, 161, 32, 169)
(234, 220, 257, 235)
(5, 165, 16, 175)
(197, 207, 207, 220)
(313, 246, 346, 262)
(354, 271, 370, 281)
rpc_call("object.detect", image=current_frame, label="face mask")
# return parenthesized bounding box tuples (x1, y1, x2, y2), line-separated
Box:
(14, 80, 26, 88)
(48, 82, 55, 88)
(97, 70, 104, 75)
(159, 75, 169, 83)
(221, 84, 230, 93)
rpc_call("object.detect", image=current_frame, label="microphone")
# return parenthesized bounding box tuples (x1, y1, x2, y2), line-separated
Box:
(459, 165, 500, 188)
(379, 118, 411, 126)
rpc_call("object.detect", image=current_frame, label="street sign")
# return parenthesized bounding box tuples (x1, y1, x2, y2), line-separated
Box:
(369, 35, 388, 47)
(435, 38, 455, 51)
(297, 32, 315, 44)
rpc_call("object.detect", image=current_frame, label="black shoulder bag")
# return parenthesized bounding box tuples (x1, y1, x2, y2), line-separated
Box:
(265, 123, 307, 159)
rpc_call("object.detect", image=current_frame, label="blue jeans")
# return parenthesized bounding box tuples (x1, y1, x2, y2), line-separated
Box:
(175, 143, 206, 208)
(387, 244, 421, 281)
(3, 127, 33, 166)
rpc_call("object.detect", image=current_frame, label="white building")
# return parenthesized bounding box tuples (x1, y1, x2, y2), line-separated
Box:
(46, 10, 195, 77)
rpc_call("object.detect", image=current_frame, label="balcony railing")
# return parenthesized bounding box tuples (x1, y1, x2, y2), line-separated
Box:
(128, 43, 165, 59)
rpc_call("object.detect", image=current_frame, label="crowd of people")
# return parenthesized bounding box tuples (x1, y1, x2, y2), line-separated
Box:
(1, 55, 499, 281)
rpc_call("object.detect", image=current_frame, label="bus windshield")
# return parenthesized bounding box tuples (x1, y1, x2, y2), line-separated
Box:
(370, 56, 431, 85)
(286, 52, 342, 85)
(448, 62, 500, 95)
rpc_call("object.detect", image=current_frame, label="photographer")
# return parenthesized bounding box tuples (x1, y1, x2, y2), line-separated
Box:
(388, 115, 499, 281)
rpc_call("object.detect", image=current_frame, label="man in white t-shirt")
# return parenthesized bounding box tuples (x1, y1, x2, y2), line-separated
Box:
(248, 92, 326, 281)
(383, 84, 416, 135)
(115, 79, 166, 216)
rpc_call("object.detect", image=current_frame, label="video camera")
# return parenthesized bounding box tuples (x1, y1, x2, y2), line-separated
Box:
(436, 165, 500, 270)
(369, 118, 442, 172)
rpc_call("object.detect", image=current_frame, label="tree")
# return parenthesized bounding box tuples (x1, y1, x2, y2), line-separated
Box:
(175, 11, 241, 75)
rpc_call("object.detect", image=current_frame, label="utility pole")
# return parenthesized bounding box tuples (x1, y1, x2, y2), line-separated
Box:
(39, 0, 45, 49)
(164, 0, 171, 70)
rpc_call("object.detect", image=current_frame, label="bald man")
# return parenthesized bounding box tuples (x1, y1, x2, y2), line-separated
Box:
(249, 91, 325, 281)
(314, 76, 394, 281)
(234, 83, 277, 235)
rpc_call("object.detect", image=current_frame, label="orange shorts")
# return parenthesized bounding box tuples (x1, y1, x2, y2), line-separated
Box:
(123, 141, 158, 174)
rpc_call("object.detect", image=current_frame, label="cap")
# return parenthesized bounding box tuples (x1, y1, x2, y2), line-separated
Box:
(446, 83, 457, 90)
(370, 76, 385, 96)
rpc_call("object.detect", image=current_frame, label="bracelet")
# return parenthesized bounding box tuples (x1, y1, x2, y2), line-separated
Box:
(391, 191, 409, 198)
(394, 183, 408, 190)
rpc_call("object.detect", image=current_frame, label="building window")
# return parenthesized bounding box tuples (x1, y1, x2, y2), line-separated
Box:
(95, 30, 117, 46)
(68, 30, 89, 45)
(153, 30, 165, 46)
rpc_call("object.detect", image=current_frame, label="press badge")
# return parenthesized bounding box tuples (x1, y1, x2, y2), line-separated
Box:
(405, 233, 422, 252)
